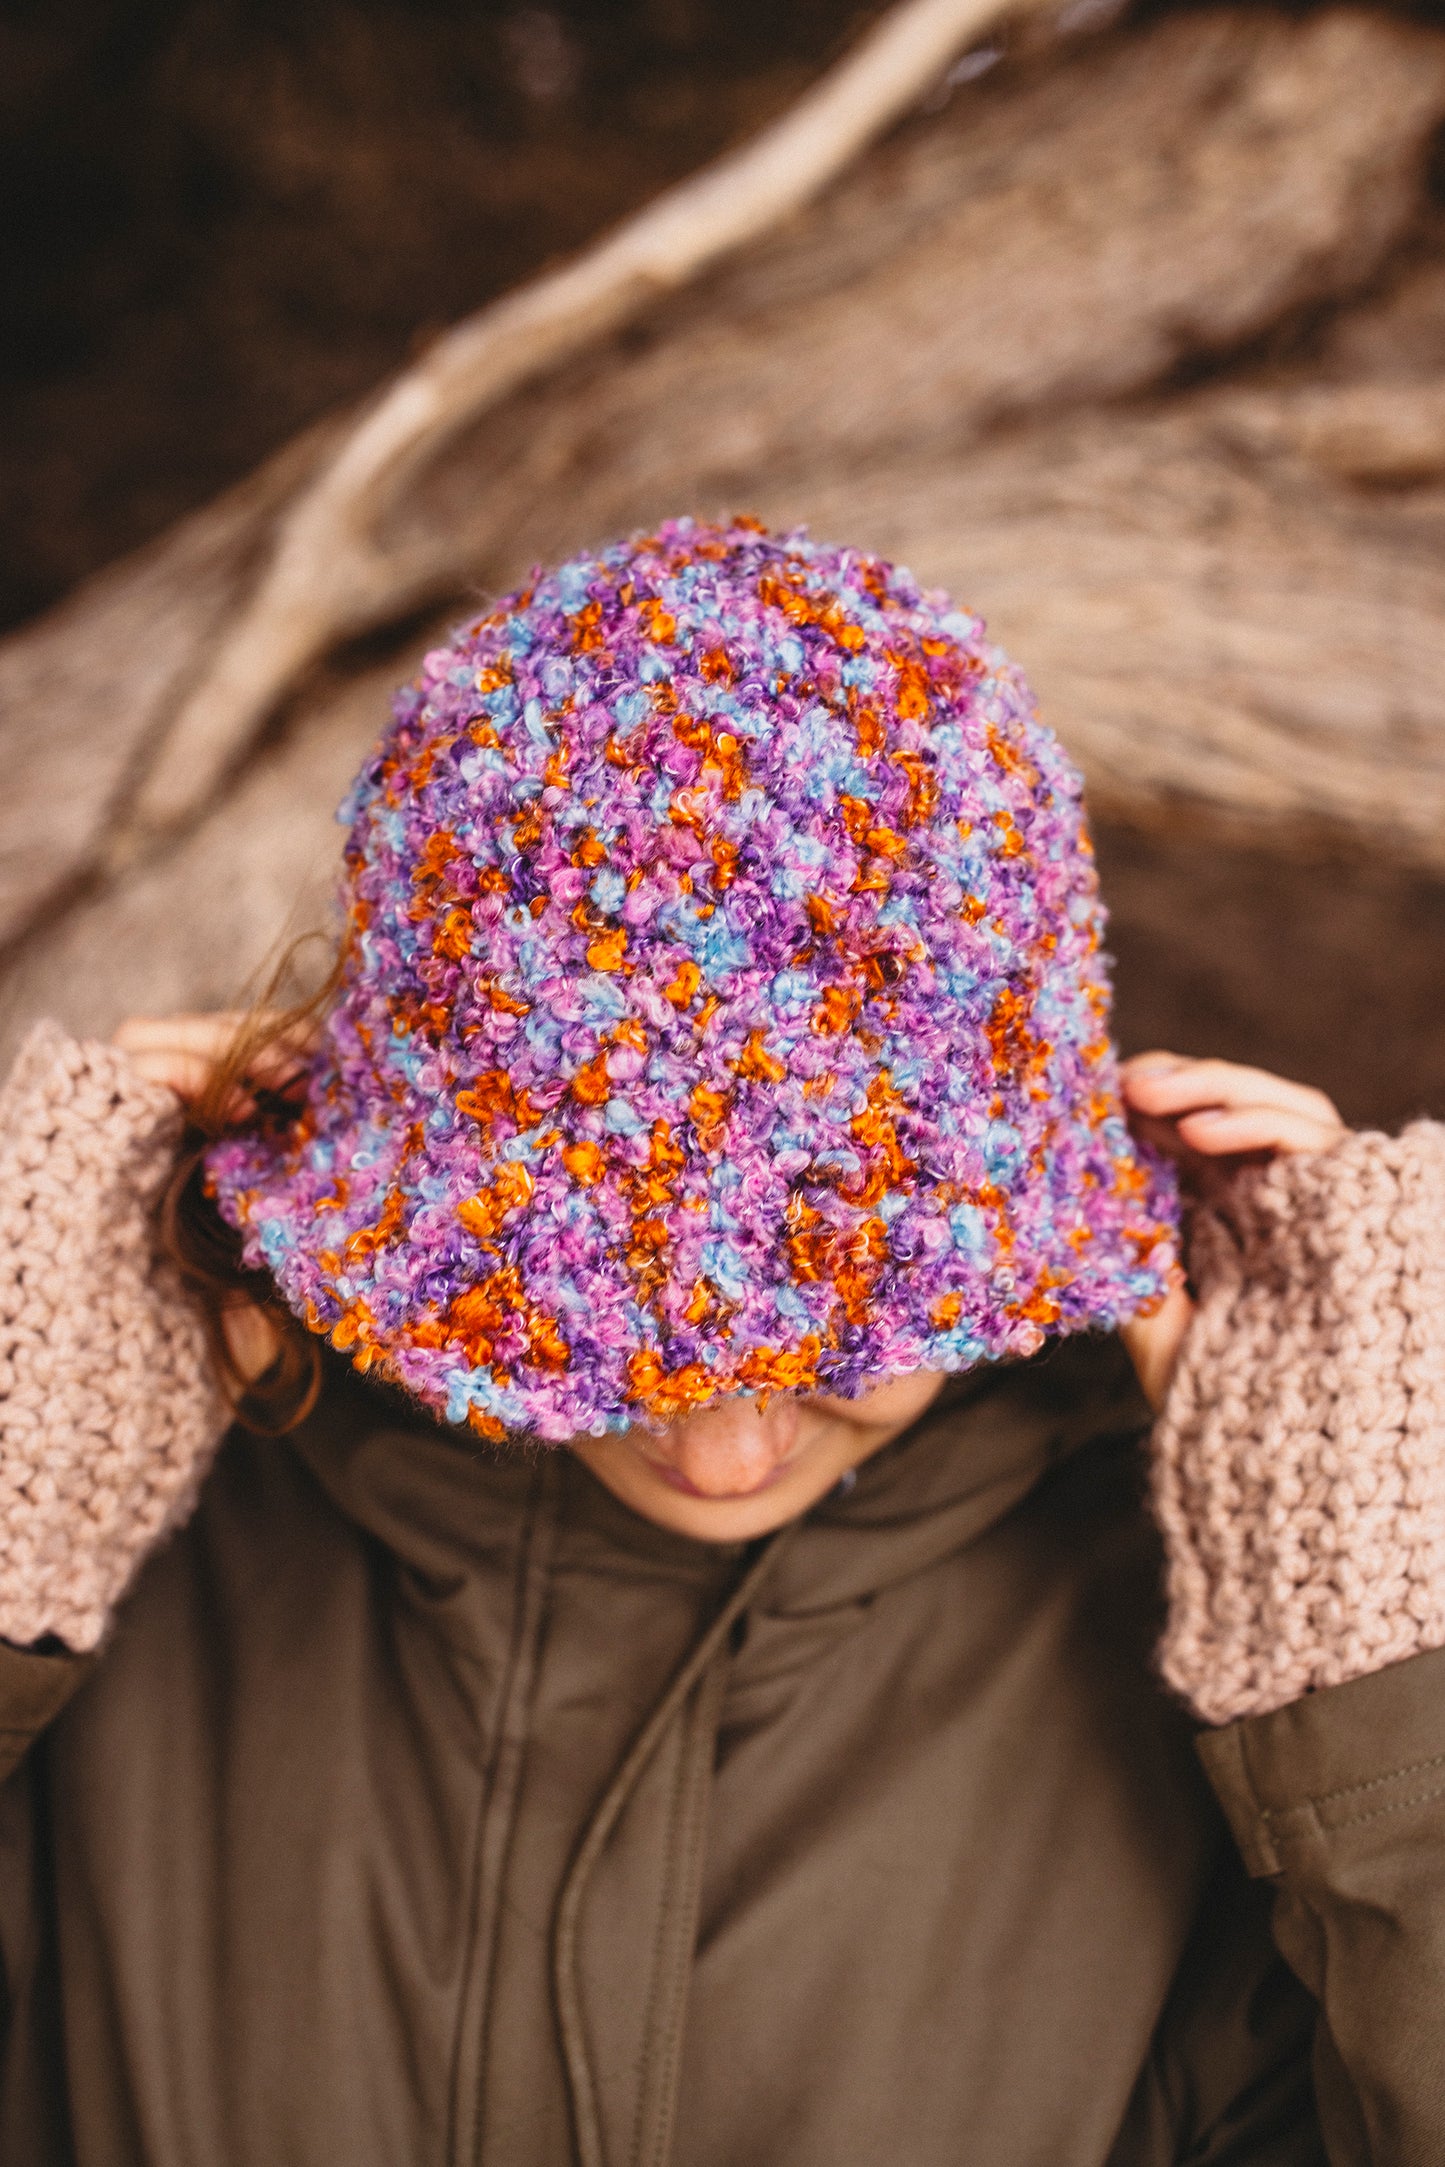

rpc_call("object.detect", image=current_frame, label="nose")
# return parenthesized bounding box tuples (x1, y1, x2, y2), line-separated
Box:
(650, 1393, 803, 1499)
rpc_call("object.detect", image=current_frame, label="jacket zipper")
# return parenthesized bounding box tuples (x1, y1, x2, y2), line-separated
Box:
(456, 1453, 561, 2166)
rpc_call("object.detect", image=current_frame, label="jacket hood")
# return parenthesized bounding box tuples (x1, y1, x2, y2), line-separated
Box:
(289, 1332, 1151, 1619)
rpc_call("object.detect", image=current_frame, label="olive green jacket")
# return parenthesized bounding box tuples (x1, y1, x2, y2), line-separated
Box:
(2, 1339, 1442, 2164)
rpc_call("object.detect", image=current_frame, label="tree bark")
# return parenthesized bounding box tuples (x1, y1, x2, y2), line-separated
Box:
(2, 5, 1444, 1069)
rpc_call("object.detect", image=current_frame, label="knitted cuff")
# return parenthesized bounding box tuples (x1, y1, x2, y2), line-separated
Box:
(0, 1020, 228, 1651)
(1151, 1122, 1445, 1726)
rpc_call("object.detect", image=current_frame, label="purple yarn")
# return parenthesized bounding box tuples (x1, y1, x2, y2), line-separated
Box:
(208, 517, 1178, 1440)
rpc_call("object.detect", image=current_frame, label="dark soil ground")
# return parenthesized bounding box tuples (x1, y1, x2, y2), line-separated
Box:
(3, 0, 1441, 1125)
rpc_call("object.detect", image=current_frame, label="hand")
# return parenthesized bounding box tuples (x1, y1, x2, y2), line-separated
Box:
(1116, 1053, 1348, 1411)
(112, 1012, 315, 1122)
(112, 1012, 317, 1385)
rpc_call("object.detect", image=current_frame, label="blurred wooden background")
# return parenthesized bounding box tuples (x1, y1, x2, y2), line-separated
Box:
(2, 0, 1443, 1127)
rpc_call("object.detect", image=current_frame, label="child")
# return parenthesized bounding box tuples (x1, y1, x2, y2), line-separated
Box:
(0, 519, 1441, 2164)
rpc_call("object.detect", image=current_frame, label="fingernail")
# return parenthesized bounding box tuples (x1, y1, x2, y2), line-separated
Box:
(1126, 1054, 1187, 1075)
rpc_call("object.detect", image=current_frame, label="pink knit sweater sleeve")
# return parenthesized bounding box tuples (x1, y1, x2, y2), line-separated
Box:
(0, 1020, 228, 1652)
(1151, 1122, 1445, 1726)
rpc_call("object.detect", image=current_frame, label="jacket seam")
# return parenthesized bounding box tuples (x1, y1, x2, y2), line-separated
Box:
(1259, 1745, 1445, 1823)
(1322, 1775, 1445, 1833)
(631, 1664, 717, 2167)
(456, 1459, 556, 2167)
(632, 1715, 692, 2167)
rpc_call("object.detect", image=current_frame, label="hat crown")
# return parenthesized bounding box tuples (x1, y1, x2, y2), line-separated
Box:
(210, 518, 1176, 1439)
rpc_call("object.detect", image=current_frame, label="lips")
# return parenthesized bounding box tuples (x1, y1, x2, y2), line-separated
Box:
(642, 1453, 798, 1502)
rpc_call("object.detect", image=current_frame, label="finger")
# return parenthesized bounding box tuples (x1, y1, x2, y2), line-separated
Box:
(120, 1047, 231, 1100)
(1123, 1107, 1214, 1168)
(119, 1048, 261, 1122)
(1175, 1103, 1344, 1157)
(236, 1038, 317, 1092)
(113, 1014, 316, 1092)
(1122, 1053, 1335, 1119)
(112, 1013, 247, 1053)
(1120, 1283, 1195, 1413)
(221, 1300, 282, 1384)
(1122, 1057, 1341, 1130)
(1118, 1049, 1186, 1075)
(1125, 1057, 1342, 1129)
(113, 1010, 317, 1056)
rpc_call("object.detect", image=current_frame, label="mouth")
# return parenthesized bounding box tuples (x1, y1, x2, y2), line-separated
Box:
(641, 1454, 799, 1502)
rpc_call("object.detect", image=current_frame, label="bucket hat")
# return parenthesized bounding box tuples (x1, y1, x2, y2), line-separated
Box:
(208, 517, 1177, 1440)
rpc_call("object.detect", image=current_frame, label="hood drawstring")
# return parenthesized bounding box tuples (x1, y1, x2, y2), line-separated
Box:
(553, 1526, 798, 2167)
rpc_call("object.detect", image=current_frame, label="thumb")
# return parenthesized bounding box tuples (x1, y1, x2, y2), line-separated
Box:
(1120, 1283, 1195, 1414)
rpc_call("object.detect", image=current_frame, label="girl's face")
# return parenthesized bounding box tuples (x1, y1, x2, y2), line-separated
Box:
(566, 1368, 948, 1541)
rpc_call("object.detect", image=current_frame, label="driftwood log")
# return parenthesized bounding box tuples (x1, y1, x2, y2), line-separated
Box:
(2, 3, 1444, 1124)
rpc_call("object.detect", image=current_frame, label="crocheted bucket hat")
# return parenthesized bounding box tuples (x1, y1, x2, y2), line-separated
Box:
(208, 517, 1177, 1441)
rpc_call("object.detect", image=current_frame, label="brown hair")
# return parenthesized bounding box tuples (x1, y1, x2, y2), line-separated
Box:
(161, 942, 344, 1435)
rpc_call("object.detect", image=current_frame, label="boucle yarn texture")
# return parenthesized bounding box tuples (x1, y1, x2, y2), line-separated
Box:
(0, 1021, 224, 1652)
(208, 517, 1177, 1442)
(1153, 1123, 1445, 1724)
